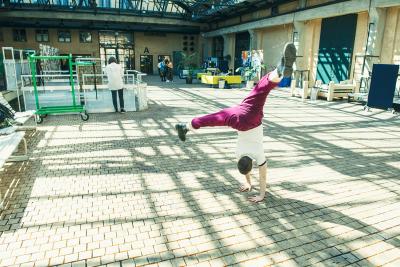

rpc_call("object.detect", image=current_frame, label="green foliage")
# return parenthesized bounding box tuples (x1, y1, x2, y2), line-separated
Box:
(235, 64, 265, 81)
(179, 52, 198, 75)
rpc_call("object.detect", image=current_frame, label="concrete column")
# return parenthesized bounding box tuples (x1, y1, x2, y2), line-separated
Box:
(248, 29, 262, 50)
(306, 19, 322, 86)
(201, 35, 213, 60)
(377, 7, 398, 63)
(298, 0, 307, 9)
(222, 33, 235, 71)
(367, 6, 387, 57)
(293, 21, 306, 71)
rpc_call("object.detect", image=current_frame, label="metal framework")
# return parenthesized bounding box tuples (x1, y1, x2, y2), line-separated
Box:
(28, 54, 90, 123)
(1, 0, 295, 22)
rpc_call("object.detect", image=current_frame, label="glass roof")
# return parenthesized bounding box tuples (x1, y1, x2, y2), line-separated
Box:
(5, 0, 294, 22)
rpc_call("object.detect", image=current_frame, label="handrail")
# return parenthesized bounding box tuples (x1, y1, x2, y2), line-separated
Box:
(82, 73, 136, 84)
(21, 74, 77, 78)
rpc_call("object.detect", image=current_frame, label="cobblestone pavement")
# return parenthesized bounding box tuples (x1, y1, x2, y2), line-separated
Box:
(1, 78, 399, 267)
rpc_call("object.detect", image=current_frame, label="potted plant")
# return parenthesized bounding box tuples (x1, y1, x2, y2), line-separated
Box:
(179, 52, 198, 84)
(236, 64, 265, 89)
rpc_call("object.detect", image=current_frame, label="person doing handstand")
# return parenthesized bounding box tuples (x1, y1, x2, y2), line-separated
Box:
(175, 43, 296, 203)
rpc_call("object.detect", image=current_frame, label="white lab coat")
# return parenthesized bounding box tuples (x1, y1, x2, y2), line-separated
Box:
(104, 62, 124, 90)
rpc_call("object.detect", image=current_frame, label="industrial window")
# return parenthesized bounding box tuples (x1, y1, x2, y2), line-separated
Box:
(58, 30, 71, 43)
(79, 31, 92, 43)
(13, 29, 27, 42)
(36, 29, 49, 42)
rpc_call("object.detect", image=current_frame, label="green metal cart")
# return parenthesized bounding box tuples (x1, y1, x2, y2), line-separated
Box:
(28, 54, 89, 123)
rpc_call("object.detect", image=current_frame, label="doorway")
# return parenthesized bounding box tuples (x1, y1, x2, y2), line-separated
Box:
(234, 32, 250, 74)
(99, 31, 135, 71)
(140, 55, 153, 74)
(100, 47, 135, 70)
(158, 55, 171, 76)
(212, 36, 224, 59)
(158, 55, 171, 63)
(316, 14, 358, 83)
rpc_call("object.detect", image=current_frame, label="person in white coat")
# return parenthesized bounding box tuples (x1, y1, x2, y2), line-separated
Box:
(104, 57, 125, 113)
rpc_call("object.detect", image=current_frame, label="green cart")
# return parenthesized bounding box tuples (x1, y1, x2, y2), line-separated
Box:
(28, 54, 90, 123)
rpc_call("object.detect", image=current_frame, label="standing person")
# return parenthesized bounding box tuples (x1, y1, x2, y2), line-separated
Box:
(165, 58, 173, 82)
(175, 43, 296, 203)
(158, 60, 166, 82)
(104, 57, 125, 113)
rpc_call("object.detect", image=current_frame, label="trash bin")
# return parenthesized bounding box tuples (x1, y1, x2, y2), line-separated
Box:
(246, 80, 254, 90)
(310, 87, 319, 101)
(218, 79, 225, 89)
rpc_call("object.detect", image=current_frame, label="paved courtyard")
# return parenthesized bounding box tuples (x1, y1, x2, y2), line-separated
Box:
(1, 78, 400, 267)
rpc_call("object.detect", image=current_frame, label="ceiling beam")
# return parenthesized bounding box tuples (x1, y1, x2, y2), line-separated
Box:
(0, 9, 203, 26)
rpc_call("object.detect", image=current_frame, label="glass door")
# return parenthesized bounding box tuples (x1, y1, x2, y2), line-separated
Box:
(99, 31, 135, 71)
(106, 48, 117, 62)
(140, 55, 153, 74)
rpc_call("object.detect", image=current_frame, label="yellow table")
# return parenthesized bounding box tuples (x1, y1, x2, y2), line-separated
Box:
(196, 73, 208, 79)
(201, 75, 242, 85)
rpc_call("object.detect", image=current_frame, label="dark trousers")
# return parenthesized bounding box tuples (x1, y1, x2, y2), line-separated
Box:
(167, 68, 173, 81)
(159, 69, 166, 81)
(111, 89, 124, 112)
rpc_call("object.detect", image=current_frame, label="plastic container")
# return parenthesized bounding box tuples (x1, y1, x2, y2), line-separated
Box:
(310, 87, 319, 101)
(218, 80, 225, 89)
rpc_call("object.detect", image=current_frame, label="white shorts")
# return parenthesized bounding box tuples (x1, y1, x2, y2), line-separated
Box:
(235, 124, 266, 166)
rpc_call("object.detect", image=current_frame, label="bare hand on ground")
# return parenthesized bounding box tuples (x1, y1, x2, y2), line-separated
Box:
(239, 184, 252, 192)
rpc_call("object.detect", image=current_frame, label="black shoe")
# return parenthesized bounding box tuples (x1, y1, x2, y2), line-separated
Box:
(120, 109, 126, 113)
(277, 42, 297, 78)
(175, 123, 188, 142)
